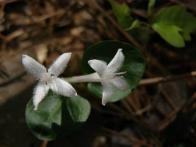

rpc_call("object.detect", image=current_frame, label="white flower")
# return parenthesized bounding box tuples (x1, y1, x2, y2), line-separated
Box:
(88, 49, 128, 105)
(22, 53, 77, 110)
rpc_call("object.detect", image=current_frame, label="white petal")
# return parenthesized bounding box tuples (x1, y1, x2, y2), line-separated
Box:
(48, 53, 71, 76)
(88, 59, 107, 75)
(49, 78, 77, 97)
(102, 82, 113, 106)
(33, 82, 49, 110)
(111, 76, 128, 90)
(22, 55, 47, 79)
(107, 49, 124, 73)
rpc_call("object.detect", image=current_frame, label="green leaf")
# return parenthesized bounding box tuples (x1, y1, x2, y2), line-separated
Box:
(25, 91, 91, 140)
(66, 96, 91, 122)
(152, 23, 185, 48)
(82, 40, 145, 103)
(25, 91, 62, 140)
(126, 19, 140, 31)
(108, 0, 132, 28)
(152, 5, 196, 47)
(148, 0, 156, 15)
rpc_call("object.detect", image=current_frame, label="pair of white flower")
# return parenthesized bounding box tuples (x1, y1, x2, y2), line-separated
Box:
(22, 49, 128, 110)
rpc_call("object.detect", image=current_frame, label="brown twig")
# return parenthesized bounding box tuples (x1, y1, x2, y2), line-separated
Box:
(88, 0, 143, 49)
(0, 71, 26, 87)
(40, 140, 48, 147)
(31, 10, 65, 24)
(139, 71, 196, 86)
(2, 29, 25, 42)
(0, 0, 17, 4)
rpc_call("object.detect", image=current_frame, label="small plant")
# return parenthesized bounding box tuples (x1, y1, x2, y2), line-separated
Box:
(22, 40, 145, 140)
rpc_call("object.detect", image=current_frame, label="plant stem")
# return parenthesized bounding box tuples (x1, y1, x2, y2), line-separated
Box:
(64, 72, 101, 83)
(64, 70, 196, 85)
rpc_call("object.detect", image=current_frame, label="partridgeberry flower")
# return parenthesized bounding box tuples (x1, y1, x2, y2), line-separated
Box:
(22, 53, 77, 110)
(88, 49, 128, 105)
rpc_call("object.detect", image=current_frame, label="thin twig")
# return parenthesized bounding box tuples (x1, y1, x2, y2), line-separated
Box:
(0, 0, 17, 4)
(103, 127, 139, 143)
(90, 0, 143, 49)
(40, 140, 48, 147)
(31, 10, 65, 24)
(139, 71, 196, 86)
(0, 71, 26, 87)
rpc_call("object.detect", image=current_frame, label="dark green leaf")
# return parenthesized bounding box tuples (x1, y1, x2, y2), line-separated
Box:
(25, 91, 62, 140)
(26, 91, 91, 140)
(66, 96, 91, 122)
(82, 40, 145, 103)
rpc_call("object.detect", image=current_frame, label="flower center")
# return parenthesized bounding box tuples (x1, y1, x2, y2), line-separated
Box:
(40, 72, 55, 83)
(101, 71, 126, 82)
(101, 72, 115, 81)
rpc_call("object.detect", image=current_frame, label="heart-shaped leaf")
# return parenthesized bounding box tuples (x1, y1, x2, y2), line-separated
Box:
(66, 96, 91, 122)
(26, 91, 91, 140)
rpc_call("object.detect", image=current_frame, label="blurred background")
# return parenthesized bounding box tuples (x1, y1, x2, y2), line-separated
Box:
(0, 0, 195, 147)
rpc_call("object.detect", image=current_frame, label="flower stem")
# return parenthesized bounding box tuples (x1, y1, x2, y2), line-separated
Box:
(64, 73, 101, 83)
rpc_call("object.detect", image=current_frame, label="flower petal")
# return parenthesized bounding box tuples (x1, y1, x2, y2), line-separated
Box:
(111, 76, 128, 90)
(107, 49, 124, 73)
(49, 78, 77, 97)
(88, 59, 107, 75)
(33, 82, 49, 110)
(102, 82, 113, 106)
(48, 53, 72, 76)
(22, 55, 47, 79)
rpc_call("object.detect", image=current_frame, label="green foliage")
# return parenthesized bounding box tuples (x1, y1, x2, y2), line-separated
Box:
(82, 40, 145, 103)
(152, 23, 185, 47)
(152, 5, 196, 48)
(148, 0, 156, 15)
(108, 0, 132, 28)
(126, 20, 141, 31)
(26, 91, 91, 140)
(66, 95, 91, 122)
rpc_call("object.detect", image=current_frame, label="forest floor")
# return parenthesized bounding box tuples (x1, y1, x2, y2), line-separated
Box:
(0, 0, 195, 147)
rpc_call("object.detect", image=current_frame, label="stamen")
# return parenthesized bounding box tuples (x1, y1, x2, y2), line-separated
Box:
(115, 71, 127, 76)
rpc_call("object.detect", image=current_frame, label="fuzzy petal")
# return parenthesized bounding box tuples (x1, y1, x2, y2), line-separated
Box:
(48, 53, 72, 76)
(49, 78, 77, 97)
(88, 59, 107, 75)
(22, 55, 47, 79)
(107, 49, 124, 73)
(102, 82, 113, 106)
(111, 76, 128, 90)
(33, 82, 49, 110)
